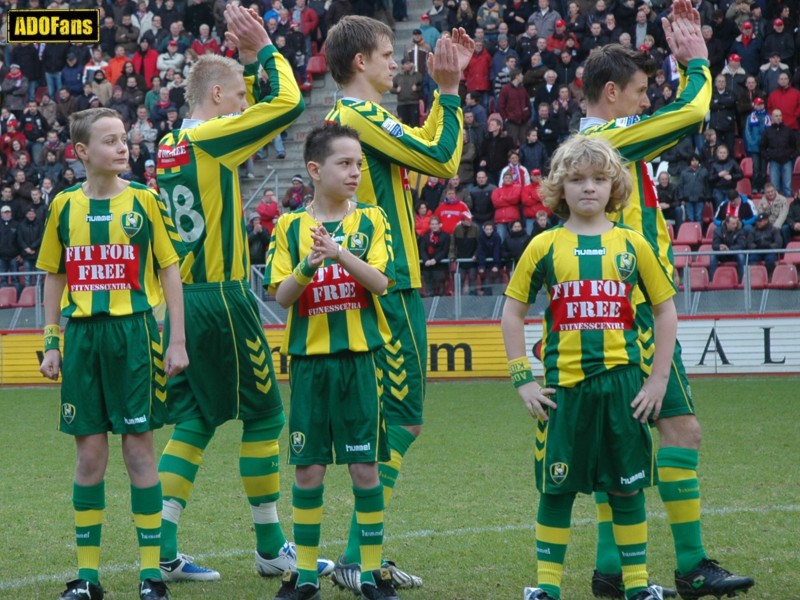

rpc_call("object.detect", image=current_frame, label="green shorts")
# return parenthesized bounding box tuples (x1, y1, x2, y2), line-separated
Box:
(636, 303, 695, 419)
(376, 289, 426, 426)
(288, 351, 389, 466)
(165, 281, 283, 427)
(534, 366, 656, 495)
(60, 311, 166, 436)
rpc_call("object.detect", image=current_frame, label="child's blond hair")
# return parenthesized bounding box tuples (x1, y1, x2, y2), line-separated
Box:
(185, 54, 244, 111)
(540, 135, 631, 220)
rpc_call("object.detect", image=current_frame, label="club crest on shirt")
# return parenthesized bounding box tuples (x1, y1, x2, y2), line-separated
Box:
(290, 431, 305, 454)
(381, 117, 403, 137)
(62, 403, 76, 424)
(347, 232, 369, 258)
(614, 252, 636, 281)
(121, 211, 144, 237)
(550, 462, 569, 485)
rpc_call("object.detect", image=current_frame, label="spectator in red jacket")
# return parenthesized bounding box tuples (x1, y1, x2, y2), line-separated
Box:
(521, 168, 553, 234)
(498, 68, 531, 146)
(434, 188, 473, 234)
(255, 188, 281, 235)
(491, 170, 522, 240)
(190, 24, 221, 56)
(767, 72, 800, 130)
(464, 39, 492, 110)
(132, 39, 160, 90)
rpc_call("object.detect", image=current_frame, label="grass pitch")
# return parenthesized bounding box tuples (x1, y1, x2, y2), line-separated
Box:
(1, 378, 797, 599)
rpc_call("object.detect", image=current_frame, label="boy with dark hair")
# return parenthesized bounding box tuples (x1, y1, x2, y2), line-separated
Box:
(38, 107, 188, 600)
(264, 123, 397, 600)
(503, 135, 677, 600)
(324, 15, 473, 590)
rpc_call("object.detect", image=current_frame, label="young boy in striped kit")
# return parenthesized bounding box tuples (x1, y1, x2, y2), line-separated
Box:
(264, 124, 397, 600)
(38, 107, 188, 600)
(502, 135, 678, 600)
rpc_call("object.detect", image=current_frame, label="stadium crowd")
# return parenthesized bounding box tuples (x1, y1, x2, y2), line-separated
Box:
(3, 0, 800, 298)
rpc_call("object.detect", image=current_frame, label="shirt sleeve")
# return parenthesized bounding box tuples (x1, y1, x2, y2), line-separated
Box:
(188, 45, 304, 169)
(365, 206, 396, 290)
(583, 58, 712, 163)
(263, 213, 295, 293)
(147, 188, 185, 270)
(633, 231, 677, 306)
(335, 92, 464, 178)
(35, 195, 65, 274)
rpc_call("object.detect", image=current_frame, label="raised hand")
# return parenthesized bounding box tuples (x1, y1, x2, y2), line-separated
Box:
(449, 27, 475, 73)
(662, 0, 707, 66)
(426, 34, 461, 96)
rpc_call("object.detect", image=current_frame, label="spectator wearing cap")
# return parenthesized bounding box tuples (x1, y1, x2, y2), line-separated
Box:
(0, 118, 27, 160)
(9, 44, 42, 102)
(758, 52, 790, 96)
(142, 158, 157, 188)
(2, 64, 29, 118)
(157, 39, 186, 79)
(529, 0, 560, 40)
(61, 52, 85, 98)
(419, 13, 441, 48)
(747, 211, 784, 274)
(763, 16, 795, 69)
(477, 0, 502, 42)
(761, 108, 797, 197)
(0, 204, 21, 294)
(282, 175, 313, 210)
(16, 203, 43, 287)
(767, 72, 800, 130)
(521, 167, 551, 233)
(729, 21, 763, 76)
(90, 69, 114, 107)
(247, 211, 270, 266)
(392, 59, 424, 127)
(405, 28, 432, 76)
(491, 34, 520, 81)
(744, 96, 769, 192)
(721, 52, 748, 99)
(545, 19, 575, 53)
(133, 39, 160, 90)
(157, 104, 182, 143)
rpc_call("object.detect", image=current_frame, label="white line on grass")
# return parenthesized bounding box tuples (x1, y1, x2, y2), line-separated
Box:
(3, 504, 798, 591)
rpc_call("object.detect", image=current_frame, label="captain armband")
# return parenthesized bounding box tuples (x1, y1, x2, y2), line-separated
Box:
(43, 324, 61, 352)
(508, 356, 535, 388)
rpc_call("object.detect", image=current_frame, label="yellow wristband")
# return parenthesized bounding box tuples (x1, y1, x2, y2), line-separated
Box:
(508, 356, 534, 388)
(43, 324, 61, 352)
(292, 264, 314, 286)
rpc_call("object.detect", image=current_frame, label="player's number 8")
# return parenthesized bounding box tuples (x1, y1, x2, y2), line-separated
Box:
(160, 185, 205, 243)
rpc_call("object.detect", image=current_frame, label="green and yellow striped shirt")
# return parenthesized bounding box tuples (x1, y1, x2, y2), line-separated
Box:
(156, 45, 303, 284)
(580, 58, 712, 281)
(505, 225, 675, 388)
(325, 92, 463, 290)
(37, 181, 184, 318)
(264, 203, 395, 356)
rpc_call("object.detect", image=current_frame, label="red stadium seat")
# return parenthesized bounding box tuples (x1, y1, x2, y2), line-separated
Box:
(687, 266, 709, 291)
(702, 221, 716, 244)
(694, 244, 712, 269)
(14, 286, 37, 307)
(0, 287, 16, 308)
(733, 137, 745, 160)
(769, 264, 799, 288)
(674, 222, 702, 247)
(736, 177, 752, 197)
(747, 265, 769, 290)
(740, 157, 753, 179)
(667, 222, 675, 242)
(708, 265, 740, 290)
(780, 241, 800, 265)
(672, 244, 692, 271)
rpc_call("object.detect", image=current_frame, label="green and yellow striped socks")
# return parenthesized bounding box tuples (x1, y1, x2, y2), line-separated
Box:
(608, 492, 648, 600)
(158, 419, 213, 561)
(595, 491, 623, 574)
(293, 484, 323, 587)
(355, 484, 384, 587)
(658, 447, 706, 574)
(131, 483, 163, 581)
(536, 492, 576, 600)
(73, 481, 105, 585)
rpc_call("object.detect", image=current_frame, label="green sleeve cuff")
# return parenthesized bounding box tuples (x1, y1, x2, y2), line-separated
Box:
(685, 57, 710, 70)
(257, 44, 277, 66)
(437, 93, 462, 107)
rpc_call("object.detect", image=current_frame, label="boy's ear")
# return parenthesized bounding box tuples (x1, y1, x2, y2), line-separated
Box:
(74, 142, 90, 163)
(306, 161, 321, 182)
